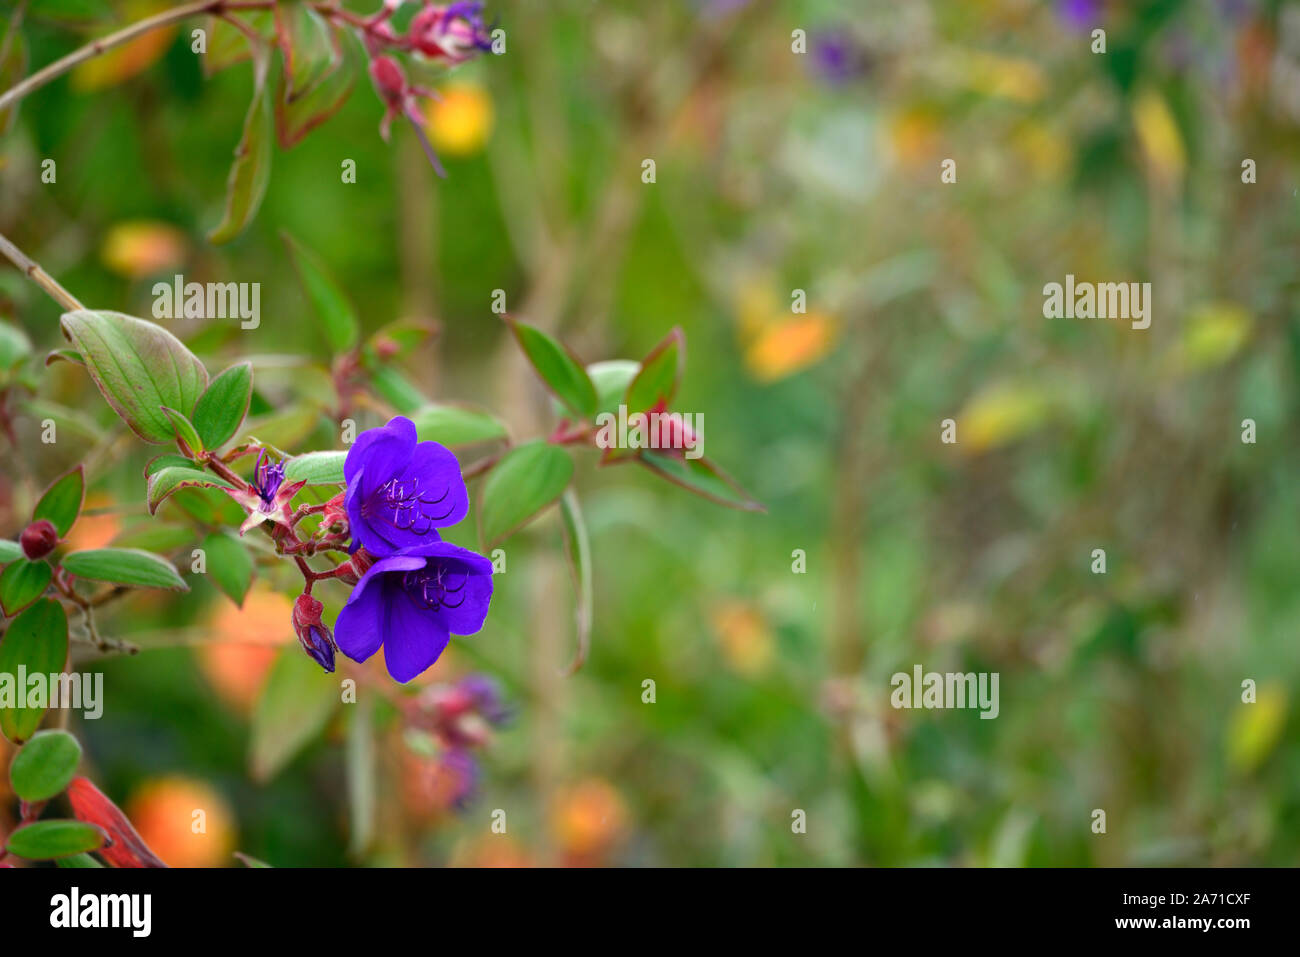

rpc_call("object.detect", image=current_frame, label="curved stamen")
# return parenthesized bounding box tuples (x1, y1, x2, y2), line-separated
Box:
(365, 475, 456, 535)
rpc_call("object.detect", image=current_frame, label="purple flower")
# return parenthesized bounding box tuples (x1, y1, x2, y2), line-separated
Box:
(344, 415, 469, 556)
(253, 449, 286, 506)
(1057, 0, 1099, 31)
(334, 542, 493, 682)
(810, 30, 867, 86)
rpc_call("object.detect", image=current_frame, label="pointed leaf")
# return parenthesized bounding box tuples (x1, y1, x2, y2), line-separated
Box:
(559, 489, 592, 675)
(208, 50, 274, 244)
(624, 327, 684, 414)
(201, 531, 254, 606)
(282, 232, 359, 354)
(282, 450, 345, 485)
(0, 599, 68, 744)
(192, 362, 253, 450)
(410, 403, 508, 447)
(478, 440, 573, 547)
(32, 465, 84, 537)
(0, 559, 52, 617)
(60, 310, 209, 444)
(250, 645, 339, 781)
(61, 548, 188, 591)
(275, 0, 338, 100)
(637, 452, 764, 512)
(504, 317, 596, 419)
(147, 466, 235, 514)
(161, 406, 204, 455)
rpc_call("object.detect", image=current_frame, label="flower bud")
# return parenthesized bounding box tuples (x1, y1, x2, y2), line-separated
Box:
(369, 55, 407, 105)
(292, 594, 337, 673)
(20, 519, 59, 560)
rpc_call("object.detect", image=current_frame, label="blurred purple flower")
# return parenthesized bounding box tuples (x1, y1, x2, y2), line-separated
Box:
(344, 415, 469, 557)
(293, 594, 337, 673)
(1058, 0, 1100, 31)
(335, 543, 493, 682)
(810, 30, 867, 86)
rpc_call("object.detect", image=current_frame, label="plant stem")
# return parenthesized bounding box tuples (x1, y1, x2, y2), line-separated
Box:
(0, 231, 84, 312)
(0, 0, 227, 117)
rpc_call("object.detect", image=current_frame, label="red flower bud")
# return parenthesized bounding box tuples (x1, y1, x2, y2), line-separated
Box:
(20, 519, 59, 560)
(369, 55, 407, 106)
(292, 594, 337, 673)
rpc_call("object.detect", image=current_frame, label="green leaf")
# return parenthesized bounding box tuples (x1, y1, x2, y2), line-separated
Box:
(32, 466, 84, 537)
(478, 440, 574, 547)
(283, 232, 359, 354)
(365, 318, 438, 363)
(410, 403, 508, 447)
(61, 548, 188, 591)
(161, 406, 204, 455)
(367, 364, 424, 414)
(0, 559, 52, 617)
(204, 12, 273, 77)
(144, 453, 192, 478)
(0, 31, 27, 135)
(56, 852, 105, 868)
(346, 698, 375, 857)
(209, 49, 274, 244)
(637, 452, 764, 512)
(59, 310, 209, 444)
(147, 465, 234, 515)
(5, 820, 106, 861)
(250, 645, 338, 781)
(587, 360, 640, 417)
(275, 0, 338, 100)
(10, 729, 82, 802)
(0, 540, 22, 564)
(201, 531, 254, 606)
(0, 599, 68, 744)
(624, 327, 684, 413)
(504, 317, 597, 419)
(0, 321, 32, 371)
(559, 489, 593, 675)
(283, 450, 345, 485)
(110, 522, 194, 553)
(192, 363, 253, 450)
(275, 12, 356, 148)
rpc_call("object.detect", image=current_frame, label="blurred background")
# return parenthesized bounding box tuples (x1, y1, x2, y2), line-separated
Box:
(1, 0, 1299, 866)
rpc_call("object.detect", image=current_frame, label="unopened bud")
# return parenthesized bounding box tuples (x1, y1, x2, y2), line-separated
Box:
(20, 519, 58, 560)
(292, 594, 336, 673)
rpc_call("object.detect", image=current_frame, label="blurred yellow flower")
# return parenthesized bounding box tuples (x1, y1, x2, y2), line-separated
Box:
(963, 52, 1046, 103)
(887, 107, 942, 167)
(958, 382, 1052, 454)
(425, 82, 495, 156)
(1174, 302, 1251, 373)
(710, 599, 774, 676)
(1133, 88, 1185, 188)
(72, 2, 176, 92)
(1227, 683, 1287, 773)
(1013, 121, 1069, 181)
(101, 221, 188, 279)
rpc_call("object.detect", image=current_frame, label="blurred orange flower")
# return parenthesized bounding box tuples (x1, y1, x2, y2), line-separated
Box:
(552, 778, 627, 863)
(101, 221, 188, 280)
(125, 776, 236, 868)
